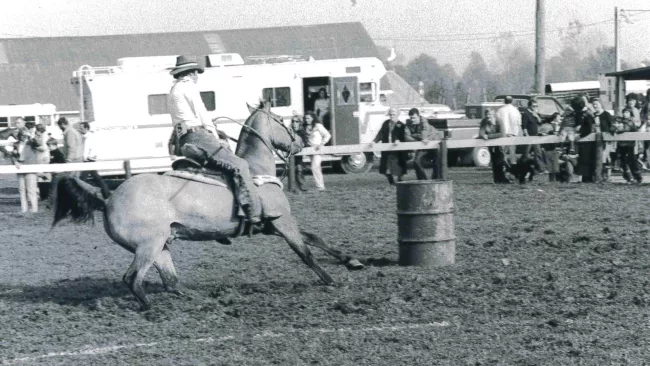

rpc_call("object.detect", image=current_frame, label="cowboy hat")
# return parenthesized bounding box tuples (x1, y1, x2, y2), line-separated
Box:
(169, 55, 204, 76)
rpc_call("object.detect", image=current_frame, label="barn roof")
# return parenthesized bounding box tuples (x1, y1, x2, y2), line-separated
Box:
(0, 22, 381, 110)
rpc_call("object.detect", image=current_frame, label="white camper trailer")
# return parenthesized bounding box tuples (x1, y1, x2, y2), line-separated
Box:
(70, 54, 389, 175)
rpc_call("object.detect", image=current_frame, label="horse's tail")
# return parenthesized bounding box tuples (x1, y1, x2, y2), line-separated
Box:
(51, 175, 109, 227)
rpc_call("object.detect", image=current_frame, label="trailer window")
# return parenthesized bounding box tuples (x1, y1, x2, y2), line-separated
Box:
(262, 87, 291, 107)
(359, 82, 376, 102)
(0, 117, 7, 128)
(148, 94, 168, 115)
(200, 91, 216, 111)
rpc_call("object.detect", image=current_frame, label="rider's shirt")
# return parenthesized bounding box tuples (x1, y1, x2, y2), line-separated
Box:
(167, 76, 218, 137)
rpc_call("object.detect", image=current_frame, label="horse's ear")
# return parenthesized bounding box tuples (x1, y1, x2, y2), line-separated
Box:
(246, 103, 256, 114)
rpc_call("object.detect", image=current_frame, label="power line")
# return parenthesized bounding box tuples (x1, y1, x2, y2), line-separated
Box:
(372, 15, 650, 44)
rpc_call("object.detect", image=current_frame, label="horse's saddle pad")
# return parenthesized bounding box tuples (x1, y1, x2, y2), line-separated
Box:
(165, 157, 229, 188)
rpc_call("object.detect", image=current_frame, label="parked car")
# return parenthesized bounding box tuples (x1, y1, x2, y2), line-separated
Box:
(494, 95, 566, 120)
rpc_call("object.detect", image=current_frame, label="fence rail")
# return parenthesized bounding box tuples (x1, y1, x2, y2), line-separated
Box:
(1, 132, 650, 175)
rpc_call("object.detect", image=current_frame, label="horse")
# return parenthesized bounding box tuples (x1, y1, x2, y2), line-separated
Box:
(52, 102, 362, 310)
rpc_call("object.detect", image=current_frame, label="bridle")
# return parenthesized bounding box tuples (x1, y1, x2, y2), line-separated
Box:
(213, 107, 298, 165)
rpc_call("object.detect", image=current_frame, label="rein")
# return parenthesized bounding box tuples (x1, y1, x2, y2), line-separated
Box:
(213, 110, 297, 165)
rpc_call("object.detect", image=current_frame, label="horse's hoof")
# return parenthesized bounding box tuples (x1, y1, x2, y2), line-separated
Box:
(346, 259, 364, 270)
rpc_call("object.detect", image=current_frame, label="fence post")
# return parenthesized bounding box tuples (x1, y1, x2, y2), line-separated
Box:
(548, 148, 560, 182)
(123, 160, 132, 179)
(438, 132, 449, 180)
(593, 133, 603, 182)
(288, 155, 296, 192)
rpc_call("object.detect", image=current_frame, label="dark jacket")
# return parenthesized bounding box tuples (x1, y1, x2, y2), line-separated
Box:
(521, 109, 541, 136)
(614, 116, 638, 147)
(374, 119, 408, 175)
(50, 148, 66, 164)
(478, 118, 503, 139)
(594, 110, 614, 134)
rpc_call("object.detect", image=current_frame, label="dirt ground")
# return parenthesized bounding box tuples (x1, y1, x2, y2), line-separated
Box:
(1, 168, 650, 365)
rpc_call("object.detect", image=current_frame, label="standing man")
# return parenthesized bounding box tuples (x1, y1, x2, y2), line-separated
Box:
(495, 96, 522, 165)
(167, 55, 276, 224)
(521, 99, 547, 172)
(374, 107, 408, 185)
(57, 117, 84, 163)
(404, 108, 439, 180)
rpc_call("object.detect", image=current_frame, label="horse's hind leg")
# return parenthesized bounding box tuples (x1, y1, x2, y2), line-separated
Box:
(123, 238, 165, 310)
(272, 215, 334, 285)
(153, 243, 184, 296)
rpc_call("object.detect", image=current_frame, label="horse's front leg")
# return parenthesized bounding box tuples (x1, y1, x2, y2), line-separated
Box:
(272, 215, 334, 285)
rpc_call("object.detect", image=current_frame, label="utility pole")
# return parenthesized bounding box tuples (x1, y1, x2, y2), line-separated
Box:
(534, 0, 546, 95)
(614, 7, 621, 71)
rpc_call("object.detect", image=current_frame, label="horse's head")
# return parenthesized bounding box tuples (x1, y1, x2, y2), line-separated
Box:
(236, 101, 303, 158)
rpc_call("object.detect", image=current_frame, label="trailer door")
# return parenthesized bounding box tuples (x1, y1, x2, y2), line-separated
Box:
(330, 76, 359, 145)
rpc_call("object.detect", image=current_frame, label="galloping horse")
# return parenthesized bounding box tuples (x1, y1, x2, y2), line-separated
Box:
(52, 102, 357, 310)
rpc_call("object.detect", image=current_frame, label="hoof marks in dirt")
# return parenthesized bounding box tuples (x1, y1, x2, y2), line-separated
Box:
(331, 301, 366, 315)
(362, 257, 398, 267)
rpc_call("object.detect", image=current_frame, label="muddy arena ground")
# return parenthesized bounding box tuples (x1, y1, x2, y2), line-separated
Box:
(1, 167, 650, 365)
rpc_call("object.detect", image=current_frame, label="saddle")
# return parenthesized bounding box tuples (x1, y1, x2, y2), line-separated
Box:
(165, 157, 229, 188)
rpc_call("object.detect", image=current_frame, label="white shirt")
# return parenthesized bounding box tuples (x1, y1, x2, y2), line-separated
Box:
(83, 132, 97, 161)
(314, 98, 330, 118)
(167, 77, 218, 138)
(307, 123, 331, 147)
(496, 104, 522, 136)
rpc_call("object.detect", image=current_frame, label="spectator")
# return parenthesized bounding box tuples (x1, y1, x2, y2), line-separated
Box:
(303, 112, 331, 191)
(374, 107, 408, 185)
(290, 113, 309, 191)
(10, 129, 39, 213)
(57, 117, 84, 164)
(592, 99, 615, 181)
(47, 138, 65, 164)
(574, 97, 598, 182)
(404, 108, 439, 180)
(313, 88, 331, 130)
(80, 122, 98, 162)
(521, 98, 548, 173)
(495, 96, 521, 165)
(32, 124, 51, 200)
(478, 109, 509, 184)
(614, 108, 642, 184)
(560, 106, 579, 155)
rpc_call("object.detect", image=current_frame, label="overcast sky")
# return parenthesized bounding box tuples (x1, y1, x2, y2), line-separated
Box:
(2, 0, 649, 72)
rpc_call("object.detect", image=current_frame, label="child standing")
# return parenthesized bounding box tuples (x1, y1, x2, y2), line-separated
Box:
(615, 108, 642, 183)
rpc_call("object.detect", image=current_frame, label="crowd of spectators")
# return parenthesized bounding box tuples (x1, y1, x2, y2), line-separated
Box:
(480, 89, 650, 184)
(6, 117, 96, 213)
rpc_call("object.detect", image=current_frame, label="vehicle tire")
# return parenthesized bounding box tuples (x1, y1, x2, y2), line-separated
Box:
(472, 147, 491, 167)
(339, 152, 374, 174)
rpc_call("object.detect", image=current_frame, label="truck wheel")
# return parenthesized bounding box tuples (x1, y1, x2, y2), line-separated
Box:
(472, 147, 491, 167)
(339, 152, 374, 174)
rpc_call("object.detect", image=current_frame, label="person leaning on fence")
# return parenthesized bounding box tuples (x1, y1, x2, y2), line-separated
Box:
(404, 108, 439, 180)
(290, 113, 309, 191)
(479, 109, 511, 184)
(521, 98, 549, 173)
(559, 106, 579, 156)
(495, 96, 521, 165)
(592, 99, 615, 181)
(614, 108, 642, 184)
(374, 107, 408, 185)
(572, 97, 598, 182)
(10, 129, 40, 213)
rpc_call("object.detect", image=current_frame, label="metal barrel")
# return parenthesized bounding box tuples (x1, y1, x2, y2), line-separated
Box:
(396, 180, 455, 267)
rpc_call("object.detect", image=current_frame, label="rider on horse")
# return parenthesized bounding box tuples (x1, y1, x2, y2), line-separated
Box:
(167, 55, 280, 225)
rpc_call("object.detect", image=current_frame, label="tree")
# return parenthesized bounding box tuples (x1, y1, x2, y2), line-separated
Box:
(461, 52, 493, 103)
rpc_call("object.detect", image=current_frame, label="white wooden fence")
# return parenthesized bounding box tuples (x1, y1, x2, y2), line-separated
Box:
(1, 132, 649, 176)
